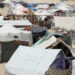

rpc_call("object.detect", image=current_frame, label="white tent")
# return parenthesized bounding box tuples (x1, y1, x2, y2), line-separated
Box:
(0, 16, 4, 21)
(35, 36, 57, 48)
(3, 0, 11, 4)
(35, 4, 49, 9)
(5, 45, 61, 75)
(34, 10, 53, 16)
(55, 3, 71, 11)
(72, 60, 75, 75)
(47, 9, 60, 15)
(12, 4, 28, 15)
(54, 16, 75, 31)
(0, 20, 33, 26)
(0, 24, 33, 44)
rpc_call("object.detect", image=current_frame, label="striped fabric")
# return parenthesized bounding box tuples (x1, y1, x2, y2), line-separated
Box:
(45, 67, 72, 75)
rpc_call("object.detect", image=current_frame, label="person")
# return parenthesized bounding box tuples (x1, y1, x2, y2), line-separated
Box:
(59, 29, 72, 47)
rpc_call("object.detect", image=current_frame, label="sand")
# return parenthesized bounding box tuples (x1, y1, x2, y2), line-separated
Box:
(0, 63, 6, 75)
(0, 7, 8, 16)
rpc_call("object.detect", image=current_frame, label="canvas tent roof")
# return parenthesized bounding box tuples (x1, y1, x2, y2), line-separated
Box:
(54, 16, 75, 31)
(5, 45, 61, 75)
(34, 10, 53, 16)
(51, 39, 72, 57)
(35, 36, 57, 48)
(12, 4, 28, 15)
(0, 20, 33, 26)
(72, 60, 75, 75)
(0, 24, 32, 43)
(35, 4, 49, 9)
(55, 3, 71, 11)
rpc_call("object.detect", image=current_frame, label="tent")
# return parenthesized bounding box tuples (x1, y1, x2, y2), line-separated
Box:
(35, 36, 57, 48)
(5, 45, 61, 75)
(34, 10, 53, 16)
(32, 27, 46, 43)
(55, 3, 71, 11)
(0, 24, 33, 62)
(33, 33, 72, 57)
(0, 19, 33, 27)
(35, 4, 49, 9)
(72, 60, 75, 75)
(9, 4, 28, 15)
(54, 16, 75, 31)
(0, 24, 33, 44)
(3, 0, 11, 4)
(51, 39, 72, 57)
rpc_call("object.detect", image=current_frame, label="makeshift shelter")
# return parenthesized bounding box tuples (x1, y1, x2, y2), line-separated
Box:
(32, 27, 46, 43)
(0, 24, 32, 42)
(34, 10, 53, 16)
(35, 36, 57, 48)
(55, 3, 71, 11)
(0, 24, 33, 62)
(49, 39, 72, 57)
(54, 16, 75, 31)
(35, 4, 49, 9)
(5, 45, 61, 75)
(33, 32, 63, 47)
(72, 60, 75, 75)
(0, 19, 33, 27)
(8, 3, 28, 15)
(33, 33, 72, 57)
(54, 16, 75, 42)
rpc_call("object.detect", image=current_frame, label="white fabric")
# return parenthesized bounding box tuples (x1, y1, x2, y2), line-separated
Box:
(35, 36, 57, 48)
(0, 16, 4, 21)
(3, 0, 11, 4)
(54, 16, 75, 31)
(55, 3, 71, 11)
(0, 20, 32, 26)
(5, 46, 61, 75)
(72, 60, 75, 75)
(12, 4, 28, 15)
(0, 24, 33, 44)
(35, 10, 53, 16)
(36, 4, 49, 9)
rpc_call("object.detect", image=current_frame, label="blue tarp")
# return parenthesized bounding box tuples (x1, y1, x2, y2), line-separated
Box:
(17, 1, 27, 4)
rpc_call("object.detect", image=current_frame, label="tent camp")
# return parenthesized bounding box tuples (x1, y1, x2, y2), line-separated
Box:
(5, 45, 61, 75)
(54, 16, 75, 31)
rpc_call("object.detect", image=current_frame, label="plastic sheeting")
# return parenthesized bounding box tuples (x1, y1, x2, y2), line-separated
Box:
(72, 60, 75, 75)
(35, 36, 57, 48)
(0, 24, 33, 44)
(0, 20, 33, 26)
(5, 46, 61, 75)
(54, 16, 75, 31)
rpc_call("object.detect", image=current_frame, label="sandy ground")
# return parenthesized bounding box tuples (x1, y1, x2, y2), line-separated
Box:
(0, 7, 8, 16)
(0, 63, 6, 75)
